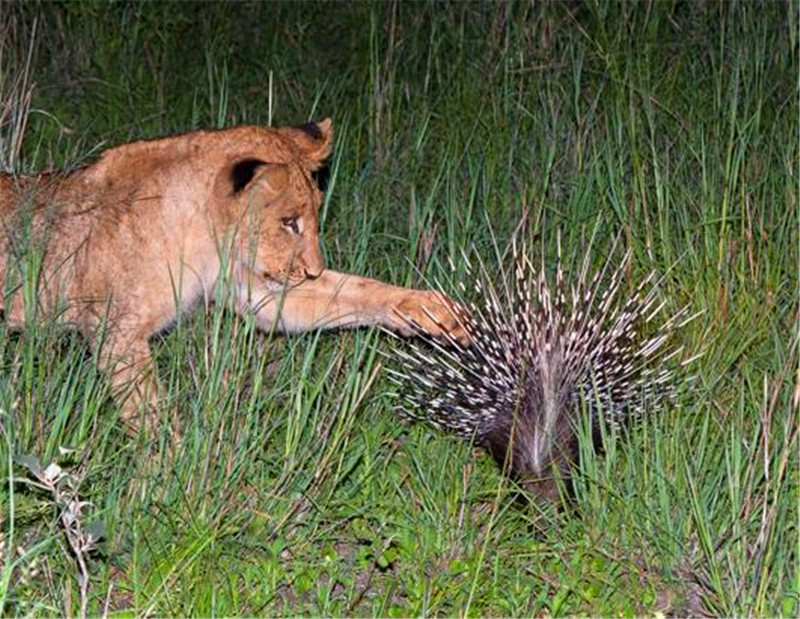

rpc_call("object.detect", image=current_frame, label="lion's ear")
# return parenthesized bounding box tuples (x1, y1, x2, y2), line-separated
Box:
(216, 159, 289, 199)
(278, 118, 333, 171)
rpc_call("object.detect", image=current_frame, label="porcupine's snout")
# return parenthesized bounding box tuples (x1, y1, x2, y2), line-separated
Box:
(481, 344, 580, 501)
(482, 414, 578, 502)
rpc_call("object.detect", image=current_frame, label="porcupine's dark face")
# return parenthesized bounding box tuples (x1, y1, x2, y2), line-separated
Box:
(483, 418, 579, 501)
(480, 346, 582, 501)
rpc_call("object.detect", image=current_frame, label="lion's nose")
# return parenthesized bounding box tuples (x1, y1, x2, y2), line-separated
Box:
(303, 246, 325, 279)
(304, 264, 324, 280)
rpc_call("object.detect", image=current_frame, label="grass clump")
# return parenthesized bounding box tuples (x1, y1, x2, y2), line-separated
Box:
(0, 2, 797, 617)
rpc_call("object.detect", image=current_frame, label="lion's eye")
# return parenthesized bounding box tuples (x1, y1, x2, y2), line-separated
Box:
(281, 217, 300, 234)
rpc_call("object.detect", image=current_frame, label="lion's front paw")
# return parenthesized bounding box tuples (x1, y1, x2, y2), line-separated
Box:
(392, 290, 470, 345)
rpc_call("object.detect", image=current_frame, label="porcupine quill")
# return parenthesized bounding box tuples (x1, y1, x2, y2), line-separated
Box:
(386, 236, 698, 501)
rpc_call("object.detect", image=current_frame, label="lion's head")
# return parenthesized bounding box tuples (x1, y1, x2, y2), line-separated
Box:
(208, 119, 333, 289)
(76, 119, 334, 292)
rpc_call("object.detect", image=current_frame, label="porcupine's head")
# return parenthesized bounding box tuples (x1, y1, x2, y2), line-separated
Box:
(387, 238, 695, 501)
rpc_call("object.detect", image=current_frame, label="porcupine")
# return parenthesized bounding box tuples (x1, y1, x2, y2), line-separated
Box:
(387, 236, 696, 501)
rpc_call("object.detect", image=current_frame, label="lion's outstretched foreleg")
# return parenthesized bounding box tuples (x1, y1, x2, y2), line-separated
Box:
(235, 267, 467, 341)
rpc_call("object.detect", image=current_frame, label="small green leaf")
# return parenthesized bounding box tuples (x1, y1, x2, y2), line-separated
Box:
(85, 520, 106, 542)
(781, 595, 797, 618)
(14, 454, 43, 477)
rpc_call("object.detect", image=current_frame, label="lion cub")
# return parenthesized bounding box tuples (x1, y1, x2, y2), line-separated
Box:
(0, 119, 463, 433)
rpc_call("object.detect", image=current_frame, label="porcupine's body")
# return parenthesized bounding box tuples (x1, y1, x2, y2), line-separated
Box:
(389, 239, 694, 501)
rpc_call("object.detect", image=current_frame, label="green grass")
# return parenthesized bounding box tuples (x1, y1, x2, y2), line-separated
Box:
(0, 2, 797, 616)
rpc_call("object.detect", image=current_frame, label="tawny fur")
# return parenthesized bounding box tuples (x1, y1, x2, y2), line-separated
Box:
(0, 120, 463, 433)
